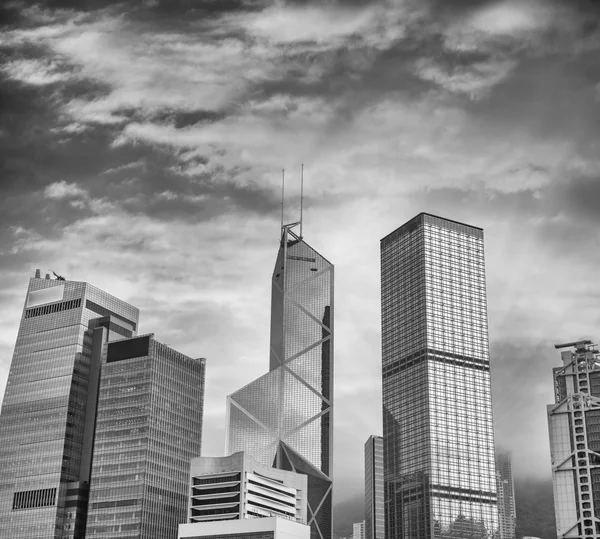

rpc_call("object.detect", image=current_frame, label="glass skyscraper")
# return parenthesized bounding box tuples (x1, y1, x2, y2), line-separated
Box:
(0, 272, 139, 538)
(380, 213, 498, 538)
(85, 334, 206, 538)
(548, 340, 600, 538)
(226, 222, 334, 539)
(365, 435, 384, 539)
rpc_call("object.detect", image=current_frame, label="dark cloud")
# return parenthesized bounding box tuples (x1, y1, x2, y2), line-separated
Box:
(469, 56, 600, 145)
(557, 174, 600, 225)
(150, 110, 228, 129)
(2, 0, 268, 27)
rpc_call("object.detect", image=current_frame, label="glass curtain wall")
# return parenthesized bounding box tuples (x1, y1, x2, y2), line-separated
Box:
(85, 335, 206, 539)
(0, 276, 139, 538)
(227, 224, 334, 539)
(381, 213, 499, 539)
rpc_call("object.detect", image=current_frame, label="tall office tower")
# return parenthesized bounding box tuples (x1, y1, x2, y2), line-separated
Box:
(85, 334, 206, 539)
(226, 222, 334, 539)
(495, 450, 516, 539)
(365, 436, 384, 539)
(0, 271, 139, 538)
(548, 339, 600, 539)
(380, 213, 499, 539)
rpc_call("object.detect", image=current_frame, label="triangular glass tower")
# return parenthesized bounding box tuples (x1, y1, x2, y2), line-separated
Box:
(227, 222, 334, 539)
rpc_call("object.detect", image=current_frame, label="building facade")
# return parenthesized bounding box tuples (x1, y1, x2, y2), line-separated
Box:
(179, 515, 311, 539)
(0, 272, 139, 538)
(226, 223, 334, 539)
(495, 450, 516, 539)
(548, 340, 600, 538)
(353, 521, 365, 539)
(380, 213, 499, 539)
(365, 436, 384, 539)
(85, 334, 206, 538)
(186, 452, 307, 524)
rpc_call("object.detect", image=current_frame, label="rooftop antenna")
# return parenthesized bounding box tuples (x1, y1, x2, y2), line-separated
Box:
(300, 163, 304, 239)
(281, 169, 285, 231)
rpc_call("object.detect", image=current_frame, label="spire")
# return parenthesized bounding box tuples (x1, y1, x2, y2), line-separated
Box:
(281, 168, 285, 232)
(300, 163, 304, 239)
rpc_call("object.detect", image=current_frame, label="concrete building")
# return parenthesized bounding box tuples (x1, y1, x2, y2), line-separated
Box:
(0, 272, 139, 538)
(352, 521, 365, 539)
(548, 339, 600, 538)
(179, 515, 310, 539)
(380, 213, 499, 538)
(185, 452, 307, 524)
(364, 436, 384, 539)
(226, 221, 334, 539)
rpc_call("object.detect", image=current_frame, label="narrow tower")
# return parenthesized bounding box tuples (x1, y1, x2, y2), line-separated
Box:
(226, 220, 334, 539)
(380, 213, 499, 538)
(495, 450, 516, 539)
(548, 340, 600, 538)
(365, 435, 384, 539)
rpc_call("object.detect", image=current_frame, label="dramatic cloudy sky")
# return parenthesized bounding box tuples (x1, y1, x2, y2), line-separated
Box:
(1, 0, 600, 522)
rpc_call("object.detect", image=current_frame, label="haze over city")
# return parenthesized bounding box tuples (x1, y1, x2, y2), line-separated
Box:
(1, 0, 600, 518)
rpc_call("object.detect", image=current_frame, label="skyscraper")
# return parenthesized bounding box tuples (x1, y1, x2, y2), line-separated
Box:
(0, 272, 139, 538)
(380, 213, 498, 538)
(365, 435, 384, 539)
(495, 450, 516, 539)
(226, 222, 334, 539)
(548, 339, 600, 538)
(85, 334, 206, 539)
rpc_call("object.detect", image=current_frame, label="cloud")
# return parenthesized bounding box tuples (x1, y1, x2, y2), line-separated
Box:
(240, 4, 380, 45)
(1, 58, 73, 86)
(44, 180, 88, 199)
(415, 56, 516, 98)
(467, 0, 554, 36)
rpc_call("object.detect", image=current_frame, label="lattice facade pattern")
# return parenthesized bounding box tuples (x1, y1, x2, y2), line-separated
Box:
(227, 225, 333, 539)
(548, 343, 600, 538)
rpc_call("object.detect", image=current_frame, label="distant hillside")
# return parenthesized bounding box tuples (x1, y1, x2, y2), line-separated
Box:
(515, 477, 556, 539)
(333, 477, 557, 539)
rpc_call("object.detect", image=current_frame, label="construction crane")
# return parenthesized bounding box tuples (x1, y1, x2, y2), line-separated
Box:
(554, 339, 592, 350)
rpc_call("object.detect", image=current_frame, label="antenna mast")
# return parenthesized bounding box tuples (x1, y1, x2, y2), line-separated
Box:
(281, 169, 285, 231)
(300, 163, 304, 238)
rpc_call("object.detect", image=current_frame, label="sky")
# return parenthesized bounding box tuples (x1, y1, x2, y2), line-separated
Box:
(1, 0, 600, 522)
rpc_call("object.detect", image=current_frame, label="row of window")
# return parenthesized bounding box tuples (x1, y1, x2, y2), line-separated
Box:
(12, 487, 57, 510)
(24, 299, 82, 319)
